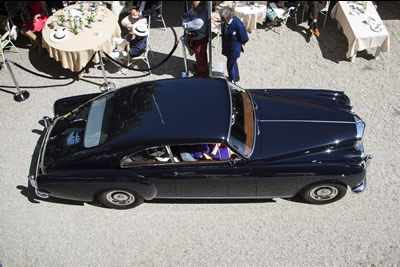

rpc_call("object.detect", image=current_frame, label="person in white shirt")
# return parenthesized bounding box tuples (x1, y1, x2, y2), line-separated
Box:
(121, 7, 147, 32)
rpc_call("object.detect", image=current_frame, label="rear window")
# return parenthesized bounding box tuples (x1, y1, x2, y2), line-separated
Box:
(228, 83, 255, 158)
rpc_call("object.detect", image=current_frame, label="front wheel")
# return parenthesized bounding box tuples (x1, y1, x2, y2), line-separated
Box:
(301, 183, 347, 205)
(98, 189, 144, 209)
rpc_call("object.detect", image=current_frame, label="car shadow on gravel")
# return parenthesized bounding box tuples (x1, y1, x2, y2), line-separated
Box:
(17, 184, 85, 207)
(147, 198, 276, 205)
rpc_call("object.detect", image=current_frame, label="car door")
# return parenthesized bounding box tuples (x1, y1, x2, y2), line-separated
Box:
(120, 146, 178, 197)
(170, 160, 256, 198)
(120, 145, 257, 198)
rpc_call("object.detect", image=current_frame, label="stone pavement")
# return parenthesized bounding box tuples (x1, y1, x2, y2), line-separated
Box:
(0, 1, 399, 266)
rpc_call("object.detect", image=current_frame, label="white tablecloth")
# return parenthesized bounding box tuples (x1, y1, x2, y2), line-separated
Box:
(42, 3, 121, 72)
(331, 1, 390, 59)
(234, 4, 267, 30)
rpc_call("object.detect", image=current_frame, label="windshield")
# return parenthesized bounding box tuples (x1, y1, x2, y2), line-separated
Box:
(228, 82, 255, 158)
(83, 83, 157, 148)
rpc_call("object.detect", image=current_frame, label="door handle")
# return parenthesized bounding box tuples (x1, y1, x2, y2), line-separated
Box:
(173, 172, 194, 176)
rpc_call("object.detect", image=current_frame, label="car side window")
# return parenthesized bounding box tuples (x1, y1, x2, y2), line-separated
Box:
(121, 146, 172, 167)
(170, 144, 238, 164)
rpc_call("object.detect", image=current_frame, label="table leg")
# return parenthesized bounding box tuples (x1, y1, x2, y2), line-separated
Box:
(351, 53, 356, 63)
(374, 47, 381, 60)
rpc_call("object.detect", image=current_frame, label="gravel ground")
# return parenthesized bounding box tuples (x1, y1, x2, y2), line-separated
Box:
(0, 1, 399, 266)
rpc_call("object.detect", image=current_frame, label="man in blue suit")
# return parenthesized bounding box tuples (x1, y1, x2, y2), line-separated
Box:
(220, 7, 249, 83)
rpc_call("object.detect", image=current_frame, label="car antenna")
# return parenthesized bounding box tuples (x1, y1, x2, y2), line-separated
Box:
(152, 95, 165, 124)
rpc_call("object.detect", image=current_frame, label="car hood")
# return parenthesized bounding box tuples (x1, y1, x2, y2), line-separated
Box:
(249, 90, 359, 159)
(41, 116, 88, 171)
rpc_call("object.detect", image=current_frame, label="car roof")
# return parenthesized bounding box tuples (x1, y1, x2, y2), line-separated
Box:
(106, 78, 232, 147)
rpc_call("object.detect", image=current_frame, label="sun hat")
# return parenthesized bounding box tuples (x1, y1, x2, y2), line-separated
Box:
(133, 23, 149, 37)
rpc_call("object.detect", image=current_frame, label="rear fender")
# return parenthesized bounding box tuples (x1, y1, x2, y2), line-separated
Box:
(37, 170, 157, 202)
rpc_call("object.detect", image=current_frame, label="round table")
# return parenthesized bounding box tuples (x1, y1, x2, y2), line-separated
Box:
(234, 4, 267, 31)
(42, 3, 121, 73)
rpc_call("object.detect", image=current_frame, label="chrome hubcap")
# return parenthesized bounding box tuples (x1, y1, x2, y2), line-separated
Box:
(310, 186, 338, 201)
(106, 191, 135, 206)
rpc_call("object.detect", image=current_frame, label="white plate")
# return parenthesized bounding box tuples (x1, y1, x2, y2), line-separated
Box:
(70, 9, 83, 18)
(370, 23, 383, 32)
(49, 30, 71, 43)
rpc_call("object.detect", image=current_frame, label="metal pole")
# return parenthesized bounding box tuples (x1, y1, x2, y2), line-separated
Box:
(4, 60, 29, 102)
(180, 36, 189, 77)
(184, 1, 189, 13)
(208, 1, 212, 78)
(98, 51, 116, 92)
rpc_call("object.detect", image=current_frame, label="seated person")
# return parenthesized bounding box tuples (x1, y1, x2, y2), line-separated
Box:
(208, 143, 231, 160)
(308, 1, 327, 37)
(188, 143, 232, 161)
(121, 7, 147, 32)
(127, 23, 149, 57)
(21, 1, 48, 52)
(189, 144, 210, 160)
(284, 1, 299, 18)
(109, 37, 129, 60)
(155, 156, 180, 162)
(109, 23, 148, 59)
(132, 1, 159, 24)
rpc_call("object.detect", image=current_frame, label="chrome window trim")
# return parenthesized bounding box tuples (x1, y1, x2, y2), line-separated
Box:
(259, 120, 357, 124)
(226, 81, 256, 159)
(121, 143, 241, 168)
(120, 145, 174, 168)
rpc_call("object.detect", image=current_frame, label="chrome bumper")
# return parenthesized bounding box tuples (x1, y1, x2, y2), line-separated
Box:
(27, 116, 54, 199)
(28, 174, 49, 198)
(352, 178, 366, 193)
(352, 153, 372, 193)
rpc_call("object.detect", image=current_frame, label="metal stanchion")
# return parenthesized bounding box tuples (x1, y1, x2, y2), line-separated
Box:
(4, 60, 30, 102)
(180, 36, 192, 78)
(98, 51, 116, 92)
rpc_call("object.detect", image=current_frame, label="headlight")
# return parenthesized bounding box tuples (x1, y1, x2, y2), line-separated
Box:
(354, 116, 365, 139)
(354, 116, 365, 151)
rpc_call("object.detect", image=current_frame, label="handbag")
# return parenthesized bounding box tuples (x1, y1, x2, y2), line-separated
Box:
(186, 31, 197, 50)
(266, 8, 278, 21)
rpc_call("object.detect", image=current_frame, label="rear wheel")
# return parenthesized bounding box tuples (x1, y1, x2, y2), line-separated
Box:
(301, 183, 347, 205)
(98, 189, 144, 209)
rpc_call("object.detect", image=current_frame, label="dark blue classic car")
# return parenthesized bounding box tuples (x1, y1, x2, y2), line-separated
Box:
(28, 78, 372, 209)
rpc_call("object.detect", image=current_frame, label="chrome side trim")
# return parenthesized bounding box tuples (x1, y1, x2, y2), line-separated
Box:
(352, 179, 366, 193)
(258, 120, 357, 124)
(156, 195, 292, 199)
